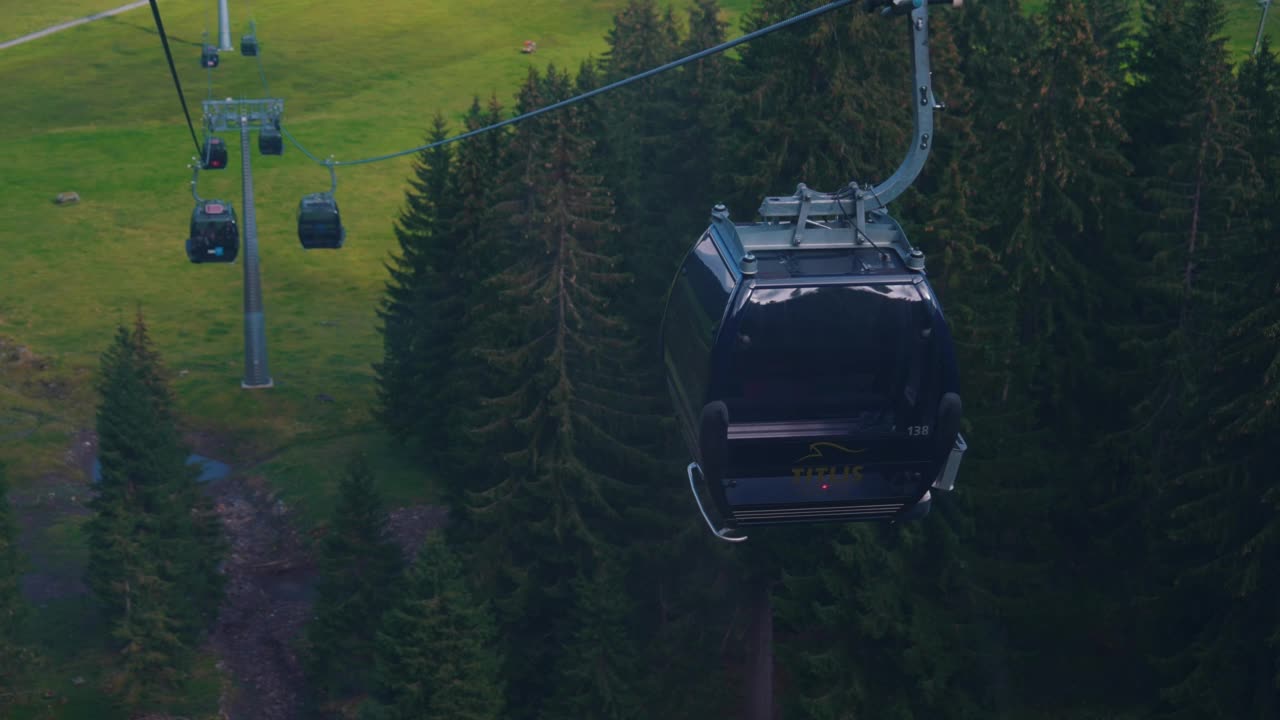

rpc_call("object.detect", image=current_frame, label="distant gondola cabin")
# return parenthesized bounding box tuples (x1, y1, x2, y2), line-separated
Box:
(201, 45, 219, 68)
(241, 34, 258, 56)
(259, 124, 283, 156)
(201, 137, 227, 170)
(297, 193, 345, 249)
(186, 200, 239, 264)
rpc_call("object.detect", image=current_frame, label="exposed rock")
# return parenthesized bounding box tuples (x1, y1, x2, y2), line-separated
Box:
(54, 191, 80, 205)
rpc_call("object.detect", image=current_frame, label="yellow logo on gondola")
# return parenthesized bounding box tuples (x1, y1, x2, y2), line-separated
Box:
(791, 442, 865, 485)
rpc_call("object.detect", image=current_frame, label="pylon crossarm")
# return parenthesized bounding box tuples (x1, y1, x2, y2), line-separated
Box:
(202, 98, 284, 132)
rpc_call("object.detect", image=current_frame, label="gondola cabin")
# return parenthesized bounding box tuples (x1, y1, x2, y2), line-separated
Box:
(662, 194, 966, 538)
(201, 137, 227, 170)
(241, 34, 258, 56)
(259, 124, 282, 156)
(201, 45, 219, 68)
(297, 193, 345, 249)
(186, 200, 239, 264)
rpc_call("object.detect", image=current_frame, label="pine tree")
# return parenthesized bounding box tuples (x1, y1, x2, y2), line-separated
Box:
(539, 561, 642, 720)
(376, 115, 452, 448)
(463, 63, 659, 719)
(777, 515, 987, 720)
(720, 0, 905, 215)
(0, 463, 28, 688)
(597, 0, 681, 230)
(366, 532, 503, 720)
(107, 560, 190, 707)
(1137, 28, 1279, 720)
(943, 1, 1145, 711)
(306, 456, 404, 709)
(129, 311, 224, 636)
(85, 316, 222, 706)
(593, 0, 687, 349)
(436, 96, 514, 495)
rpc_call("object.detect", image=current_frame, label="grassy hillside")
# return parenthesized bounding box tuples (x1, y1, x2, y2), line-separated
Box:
(1, 0, 1271, 513)
(0, 0, 754, 520)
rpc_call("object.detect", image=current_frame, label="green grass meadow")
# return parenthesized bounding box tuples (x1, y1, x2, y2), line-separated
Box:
(0, 0, 754, 496)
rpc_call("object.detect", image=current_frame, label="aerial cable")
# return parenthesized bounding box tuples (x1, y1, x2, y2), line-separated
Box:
(147, 0, 201, 156)
(250, 43, 327, 164)
(278, 0, 858, 168)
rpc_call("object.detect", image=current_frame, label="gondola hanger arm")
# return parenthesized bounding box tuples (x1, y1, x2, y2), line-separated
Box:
(859, 0, 963, 211)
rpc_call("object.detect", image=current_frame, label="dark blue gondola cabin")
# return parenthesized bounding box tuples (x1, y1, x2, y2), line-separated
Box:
(259, 124, 283, 156)
(186, 200, 238, 264)
(201, 137, 227, 170)
(201, 45, 219, 68)
(662, 196, 966, 534)
(297, 193, 345, 249)
(241, 34, 258, 57)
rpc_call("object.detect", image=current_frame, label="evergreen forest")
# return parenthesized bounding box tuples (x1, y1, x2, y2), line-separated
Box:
(370, 0, 1280, 717)
(3, 0, 1279, 718)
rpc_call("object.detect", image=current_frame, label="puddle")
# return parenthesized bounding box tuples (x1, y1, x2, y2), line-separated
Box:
(92, 454, 232, 483)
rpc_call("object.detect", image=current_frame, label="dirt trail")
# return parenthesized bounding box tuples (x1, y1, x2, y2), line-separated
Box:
(0, 1, 150, 51)
(200, 443, 446, 720)
(7, 415, 444, 719)
(206, 472, 316, 720)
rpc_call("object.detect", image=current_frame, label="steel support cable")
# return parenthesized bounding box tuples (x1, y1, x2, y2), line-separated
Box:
(273, 0, 856, 168)
(147, 0, 201, 155)
(251, 48, 327, 164)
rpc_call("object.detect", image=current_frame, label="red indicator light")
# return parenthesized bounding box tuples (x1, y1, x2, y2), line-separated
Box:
(821, 483, 829, 491)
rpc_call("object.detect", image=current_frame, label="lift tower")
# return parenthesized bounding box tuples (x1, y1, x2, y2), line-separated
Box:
(203, 97, 283, 389)
(217, 0, 232, 51)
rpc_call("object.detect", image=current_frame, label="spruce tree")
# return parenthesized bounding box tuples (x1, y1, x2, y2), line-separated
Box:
(597, 0, 681, 232)
(720, 0, 905, 215)
(778, 518, 989, 720)
(129, 311, 224, 635)
(86, 316, 221, 706)
(306, 456, 404, 709)
(990, 0, 1132, 680)
(436, 96, 514, 494)
(367, 532, 503, 720)
(463, 63, 658, 719)
(589, 0, 699, 400)
(1138, 29, 1280, 720)
(107, 559, 190, 707)
(539, 561, 642, 720)
(1122, 0, 1257, 491)
(376, 115, 452, 448)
